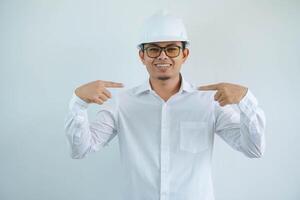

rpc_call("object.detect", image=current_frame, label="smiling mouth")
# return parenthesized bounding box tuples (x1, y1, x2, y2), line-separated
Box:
(154, 63, 172, 68)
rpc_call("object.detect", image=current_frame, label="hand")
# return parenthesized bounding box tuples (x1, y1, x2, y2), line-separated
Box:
(75, 80, 124, 104)
(198, 82, 248, 107)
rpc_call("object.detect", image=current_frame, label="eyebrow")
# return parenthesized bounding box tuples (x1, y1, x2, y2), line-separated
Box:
(145, 43, 180, 48)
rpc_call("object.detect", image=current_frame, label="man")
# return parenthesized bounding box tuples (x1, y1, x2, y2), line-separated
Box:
(64, 10, 265, 200)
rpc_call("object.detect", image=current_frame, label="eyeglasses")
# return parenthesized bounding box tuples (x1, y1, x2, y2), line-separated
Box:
(144, 45, 182, 58)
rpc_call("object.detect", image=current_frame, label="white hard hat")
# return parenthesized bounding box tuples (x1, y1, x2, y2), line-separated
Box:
(137, 10, 190, 49)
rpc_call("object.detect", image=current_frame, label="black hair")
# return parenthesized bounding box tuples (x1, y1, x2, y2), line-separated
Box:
(182, 41, 187, 49)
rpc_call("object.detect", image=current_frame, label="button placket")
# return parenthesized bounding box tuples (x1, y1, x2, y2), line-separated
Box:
(160, 103, 169, 200)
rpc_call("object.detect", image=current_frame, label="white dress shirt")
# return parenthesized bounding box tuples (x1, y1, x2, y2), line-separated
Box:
(64, 76, 266, 200)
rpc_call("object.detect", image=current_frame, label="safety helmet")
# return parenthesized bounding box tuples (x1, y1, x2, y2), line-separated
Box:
(137, 10, 190, 49)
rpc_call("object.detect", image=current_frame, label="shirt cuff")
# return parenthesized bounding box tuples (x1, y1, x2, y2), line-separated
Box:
(238, 89, 258, 115)
(69, 92, 89, 112)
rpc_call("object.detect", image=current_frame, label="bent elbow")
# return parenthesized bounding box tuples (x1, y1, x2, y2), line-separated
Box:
(69, 148, 90, 159)
(245, 150, 264, 158)
(243, 143, 265, 159)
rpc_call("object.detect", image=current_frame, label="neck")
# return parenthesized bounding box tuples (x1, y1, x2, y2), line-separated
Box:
(149, 74, 182, 101)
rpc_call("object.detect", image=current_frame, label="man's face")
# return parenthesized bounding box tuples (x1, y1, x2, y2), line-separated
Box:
(139, 41, 189, 81)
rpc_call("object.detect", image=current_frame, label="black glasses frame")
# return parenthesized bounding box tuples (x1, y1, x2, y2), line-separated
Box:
(143, 44, 183, 58)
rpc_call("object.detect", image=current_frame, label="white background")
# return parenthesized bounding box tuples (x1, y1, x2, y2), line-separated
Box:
(1, 0, 299, 199)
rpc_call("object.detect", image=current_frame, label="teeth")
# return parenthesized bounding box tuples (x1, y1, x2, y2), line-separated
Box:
(155, 64, 171, 67)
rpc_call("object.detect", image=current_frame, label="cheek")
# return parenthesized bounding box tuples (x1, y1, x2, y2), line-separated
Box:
(172, 59, 182, 68)
(143, 60, 154, 71)
(144, 58, 154, 67)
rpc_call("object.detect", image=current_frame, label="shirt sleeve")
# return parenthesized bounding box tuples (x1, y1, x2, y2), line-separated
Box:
(213, 89, 266, 158)
(64, 92, 118, 159)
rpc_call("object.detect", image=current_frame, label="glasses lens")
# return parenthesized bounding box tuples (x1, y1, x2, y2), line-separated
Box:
(145, 46, 181, 58)
(165, 46, 180, 57)
(146, 47, 161, 58)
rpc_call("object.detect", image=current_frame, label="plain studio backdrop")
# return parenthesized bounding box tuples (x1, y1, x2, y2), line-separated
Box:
(1, 0, 299, 200)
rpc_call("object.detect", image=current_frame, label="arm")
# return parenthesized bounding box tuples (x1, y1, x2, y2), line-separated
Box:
(64, 93, 118, 159)
(214, 90, 266, 158)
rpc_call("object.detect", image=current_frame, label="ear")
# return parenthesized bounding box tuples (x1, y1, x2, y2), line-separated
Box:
(181, 48, 189, 63)
(139, 50, 146, 65)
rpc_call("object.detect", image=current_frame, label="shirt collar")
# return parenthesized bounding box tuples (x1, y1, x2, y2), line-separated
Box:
(133, 74, 195, 96)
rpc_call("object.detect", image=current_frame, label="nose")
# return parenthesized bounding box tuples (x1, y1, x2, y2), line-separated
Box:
(157, 49, 168, 60)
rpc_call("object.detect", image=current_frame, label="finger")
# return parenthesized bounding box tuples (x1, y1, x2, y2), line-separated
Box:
(217, 96, 226, 103)
(93, 97, 104, 105)
(198, 83, 219, 91)
(219, 100, 227, 107)
(98, 93, 109, 102)
(214, 91, 222, 101)
(102, 89, 112, 98)
(103, 81, 124, 88)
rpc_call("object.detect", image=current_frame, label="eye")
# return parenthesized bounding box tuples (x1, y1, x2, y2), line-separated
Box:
(147, 47, 160, 53)
(166, 47, 178, 53)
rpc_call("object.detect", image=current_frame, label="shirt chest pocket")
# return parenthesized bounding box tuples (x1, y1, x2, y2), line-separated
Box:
(179, 121, 210, 153)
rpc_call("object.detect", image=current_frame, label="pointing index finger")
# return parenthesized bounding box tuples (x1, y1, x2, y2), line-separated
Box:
(103, 81, 124, 88)
(198, 83, 219, 91)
